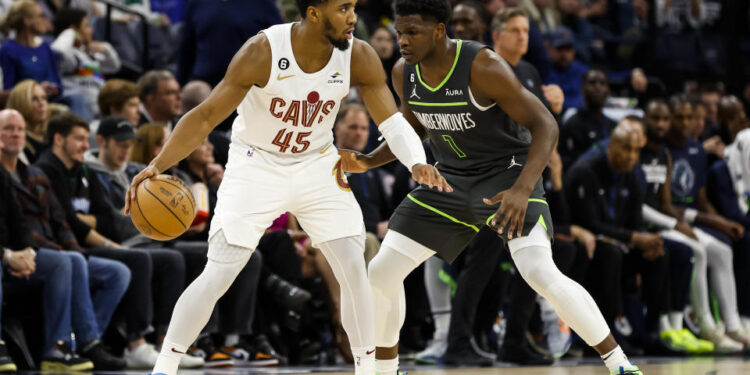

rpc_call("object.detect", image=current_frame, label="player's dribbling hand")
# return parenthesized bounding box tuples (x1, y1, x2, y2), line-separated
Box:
(124, 165, 160, 215)
(338, 149, 369, 173)
(484, 185, 531, 240)
(412, 164, 453, 193)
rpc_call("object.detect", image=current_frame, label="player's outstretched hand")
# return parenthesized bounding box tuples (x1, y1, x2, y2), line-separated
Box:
(338, 149, 369, 173)
(412, 164, 453, 193)
(484, 185, 531, 240)
(124, 165, 160, 215)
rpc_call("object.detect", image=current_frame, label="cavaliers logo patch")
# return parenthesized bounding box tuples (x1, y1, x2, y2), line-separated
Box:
(332, 159, 351, 191)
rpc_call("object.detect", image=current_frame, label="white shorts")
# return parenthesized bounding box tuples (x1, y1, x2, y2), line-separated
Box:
(208, 141, 364, 250)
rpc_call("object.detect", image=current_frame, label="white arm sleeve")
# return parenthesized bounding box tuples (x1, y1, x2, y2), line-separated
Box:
(642, 204, 678, 230)
(378, 112, 426, 172)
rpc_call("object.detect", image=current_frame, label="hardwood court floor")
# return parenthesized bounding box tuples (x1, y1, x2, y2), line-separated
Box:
(155, 356, 749, 374)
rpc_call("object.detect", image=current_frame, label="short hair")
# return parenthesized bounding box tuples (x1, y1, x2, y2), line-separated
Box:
(137, 70, 175, 102)
(53, 7, 87, 36)
(394, 0, 452, 25)
(99, 79, 140, 115)
(582, 68, 607, 84)
(181, 80, 212, 113)
(130, 124, 166, 164)
(47, 112, 89, 145)
(295, 0, 327, 18)
(645, 98, 668, 112)
(491, 7, 527, 34)
(668, 94, 692, 112)
(335, 103, 367, 126)
(0, 0, 37, 35)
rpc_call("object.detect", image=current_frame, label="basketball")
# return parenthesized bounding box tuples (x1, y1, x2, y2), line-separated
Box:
(130, 174, 197, 241)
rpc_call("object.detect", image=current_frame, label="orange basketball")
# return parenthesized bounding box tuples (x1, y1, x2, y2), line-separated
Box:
(130, 174, 197, 241)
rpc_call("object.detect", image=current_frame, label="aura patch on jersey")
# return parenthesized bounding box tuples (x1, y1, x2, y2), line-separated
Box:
(332, 159, 351, 191)
(269, 91, 336, 127)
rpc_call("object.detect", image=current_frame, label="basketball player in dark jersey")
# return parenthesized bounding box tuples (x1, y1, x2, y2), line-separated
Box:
(339, 0, 642, 374)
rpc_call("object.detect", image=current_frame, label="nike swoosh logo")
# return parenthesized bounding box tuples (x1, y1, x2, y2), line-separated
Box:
(366, 349, 375, 355)
(319, 144, 332, 154)
(171, 348, 184, 354)
(277, 74, 295, 81)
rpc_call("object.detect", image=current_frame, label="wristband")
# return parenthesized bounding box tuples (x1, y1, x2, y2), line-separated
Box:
(683, 208, 698, 224)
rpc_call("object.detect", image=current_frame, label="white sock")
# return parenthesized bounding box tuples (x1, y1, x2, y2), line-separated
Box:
(601, 345, 633, 373)
(224, 334, 240, 347)
(659, 314, 672, 333)
(375, 357, 398, 375)
(670, 312, 684, 331)
(152, 339, 187, 375)
(351, 347, 375, 375)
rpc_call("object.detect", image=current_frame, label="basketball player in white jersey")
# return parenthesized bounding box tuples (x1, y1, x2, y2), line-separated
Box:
(124, 1, 451, 374)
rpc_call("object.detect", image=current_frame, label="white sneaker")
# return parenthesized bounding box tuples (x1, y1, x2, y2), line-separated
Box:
(700, 323, 743, 353)
(124, 343, 159, 369)
(178, 352, 205, 369)
(415, 338, 447, 364)
(726, 327, 750, 348)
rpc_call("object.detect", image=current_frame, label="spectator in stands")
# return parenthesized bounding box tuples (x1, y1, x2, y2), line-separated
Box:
(0, 161, 96, 371)
(84, 115, 143, 209)
(51, 7, 121, 119)
(137, 70, 182, 128)
(177, 0, 283, 87)
(558, 69, 615, 169)
(181, 80, 211, 114)
(519, 0, 558, 34)
(34, 112, 203, 369)
(369, 27, 399, 108)
(546, 26, 588, 110)
(450, 1, 488, 44)
(553, 0, 595, 63)
(334, 104, 390, 263)
(130, 123, 168, 165)
(175, 137, 222, 241)
(492, 8, 564, 115)
(98, 79, 141, 124)
(665, 95, 750, 349)
(6, 79, 50, 163)
(0, 108, 131, 369)
(0, 0, 91, 121)
(566, 120, 671, 348)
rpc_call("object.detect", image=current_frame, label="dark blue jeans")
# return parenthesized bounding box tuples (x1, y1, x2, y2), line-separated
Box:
(3, 250, 130, 354)
(67, 253, 130, 343)
(4, 249, 72, 355)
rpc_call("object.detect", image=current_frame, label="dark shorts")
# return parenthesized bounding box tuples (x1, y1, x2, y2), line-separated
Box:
(388, 168, 553, 263)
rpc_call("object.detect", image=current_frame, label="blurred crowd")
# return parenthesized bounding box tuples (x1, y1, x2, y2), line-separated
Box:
(0, 0, 749, 371)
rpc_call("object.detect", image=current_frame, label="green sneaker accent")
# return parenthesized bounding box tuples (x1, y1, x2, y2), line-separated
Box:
(610, 365, 643, 375)
(677, 328, 714, 353)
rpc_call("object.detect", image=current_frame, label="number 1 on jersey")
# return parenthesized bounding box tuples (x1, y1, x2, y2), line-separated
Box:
(272, 129, 311, 153)
(442, 135, 466, 158)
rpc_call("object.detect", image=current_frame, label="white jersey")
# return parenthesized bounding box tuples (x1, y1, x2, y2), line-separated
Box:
(231, 22, 352, 165)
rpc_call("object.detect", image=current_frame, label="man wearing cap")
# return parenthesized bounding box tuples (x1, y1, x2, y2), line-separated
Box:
(84, 116, 144, 209)
(546, 26, 589, 110)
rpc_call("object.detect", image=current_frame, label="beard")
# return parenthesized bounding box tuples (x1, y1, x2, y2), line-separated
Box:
(324, 19, 350, 51)
(646, 126, 666, 143)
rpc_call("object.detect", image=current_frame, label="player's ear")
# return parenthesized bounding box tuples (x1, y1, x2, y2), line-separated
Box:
(307, 5, 322, 24)
(434, 22, 446, 40)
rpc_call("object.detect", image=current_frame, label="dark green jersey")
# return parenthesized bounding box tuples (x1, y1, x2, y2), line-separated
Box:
(404, 40, 530, 176)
